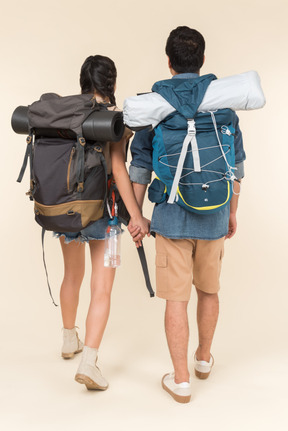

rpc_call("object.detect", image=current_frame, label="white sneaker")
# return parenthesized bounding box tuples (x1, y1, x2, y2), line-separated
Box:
(75, 346, 108, 391)
(61, 327, 83, 359)
(194, 354, 214, 379)
(162, 373, 191, 403)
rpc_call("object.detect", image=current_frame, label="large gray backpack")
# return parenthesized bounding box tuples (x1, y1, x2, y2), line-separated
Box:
(15, 93, 125, 232)
(13, 93, 154, 303)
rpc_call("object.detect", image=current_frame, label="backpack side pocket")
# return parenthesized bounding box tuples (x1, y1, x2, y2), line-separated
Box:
(148, 177, 167, 204)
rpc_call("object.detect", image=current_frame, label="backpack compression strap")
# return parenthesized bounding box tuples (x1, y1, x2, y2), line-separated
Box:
(17, 133, 34, 184)
(76, 135, 86, 192)
(167, 119, 201, 204)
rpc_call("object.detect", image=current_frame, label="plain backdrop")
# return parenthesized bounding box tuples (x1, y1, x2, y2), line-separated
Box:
(1, 1, 287, 430)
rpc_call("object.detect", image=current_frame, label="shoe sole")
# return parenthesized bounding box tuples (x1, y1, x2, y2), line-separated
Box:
(161, 374, 191, 404)
(62, 348, 83, 360)
(194, 369, 211, 380)
(75, 373, 108, 391)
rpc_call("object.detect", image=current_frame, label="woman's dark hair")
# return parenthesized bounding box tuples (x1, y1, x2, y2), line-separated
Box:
(165, 26, 205, 74)
(80, 55, 117, 105)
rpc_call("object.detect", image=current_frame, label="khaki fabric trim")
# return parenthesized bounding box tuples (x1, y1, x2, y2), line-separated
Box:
(34, 200, 104, 227)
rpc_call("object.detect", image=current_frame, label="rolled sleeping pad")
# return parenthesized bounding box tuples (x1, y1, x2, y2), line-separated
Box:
(83, 110, 124, 142)
(123, 70, 266, 130)
(11, 106, 29, 135)
(11, 106, 125, 142)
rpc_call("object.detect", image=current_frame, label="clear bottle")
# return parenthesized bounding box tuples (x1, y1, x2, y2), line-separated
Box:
(104, 217, 121, 268)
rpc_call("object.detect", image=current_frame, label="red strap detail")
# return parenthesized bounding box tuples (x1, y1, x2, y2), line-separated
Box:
(111, 190, 116, 217)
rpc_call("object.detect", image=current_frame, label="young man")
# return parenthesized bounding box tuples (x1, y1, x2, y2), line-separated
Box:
(128, 26, 245, 403)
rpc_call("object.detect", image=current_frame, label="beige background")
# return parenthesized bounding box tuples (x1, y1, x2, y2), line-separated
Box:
(1, 0, 288, 429)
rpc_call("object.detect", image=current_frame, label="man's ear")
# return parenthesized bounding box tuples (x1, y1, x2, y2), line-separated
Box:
(168, 56, 177, 75)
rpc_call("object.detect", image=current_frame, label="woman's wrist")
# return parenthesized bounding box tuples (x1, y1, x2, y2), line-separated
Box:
(129, 211, 143, 223)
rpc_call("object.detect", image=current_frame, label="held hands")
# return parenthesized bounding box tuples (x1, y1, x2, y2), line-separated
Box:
(128, 216, 151, 248)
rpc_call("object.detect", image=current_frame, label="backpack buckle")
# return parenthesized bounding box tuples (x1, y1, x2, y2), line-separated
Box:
(77, 182, 84, 192)
(221, 125, 235, 137)
(187, 119, 196, 135)
(79, 137, 86, 147)
(26, 179, 36, 199)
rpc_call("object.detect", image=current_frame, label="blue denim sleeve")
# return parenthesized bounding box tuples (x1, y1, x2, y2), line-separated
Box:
(129, 128, 153, 184)
(233, 114, 246, 179)
(234, 114, 246, 164)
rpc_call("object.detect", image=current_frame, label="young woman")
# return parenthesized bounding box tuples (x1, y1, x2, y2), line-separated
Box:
(56, 55, 149, 390)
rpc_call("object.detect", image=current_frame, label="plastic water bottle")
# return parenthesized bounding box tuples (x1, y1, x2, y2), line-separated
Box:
(104, 217, 121, 268)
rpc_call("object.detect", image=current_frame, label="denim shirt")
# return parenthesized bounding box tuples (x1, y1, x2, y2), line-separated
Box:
(129, 73, 246, 240)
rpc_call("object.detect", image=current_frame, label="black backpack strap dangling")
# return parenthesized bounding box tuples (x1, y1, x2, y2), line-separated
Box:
(17, 131, 37, 200)
(98, 149, 108, 204)
(17, 133, 34, 183)
(41, 228, 58, 307)
(137, 244, 155, 297)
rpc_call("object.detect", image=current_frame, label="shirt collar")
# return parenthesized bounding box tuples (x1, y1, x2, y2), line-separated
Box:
(172, 73, 199, 79)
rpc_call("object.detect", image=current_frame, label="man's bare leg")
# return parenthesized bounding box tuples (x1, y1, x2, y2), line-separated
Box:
(165, 300, 190, 383)
(195, 289, 219, 361)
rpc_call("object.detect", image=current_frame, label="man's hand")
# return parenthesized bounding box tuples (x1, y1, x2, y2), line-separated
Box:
(225, 213, 237, 239)
(128, 216, 151, 248)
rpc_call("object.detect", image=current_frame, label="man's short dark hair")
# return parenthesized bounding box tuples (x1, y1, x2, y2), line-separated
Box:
(165, 26, 205, 74)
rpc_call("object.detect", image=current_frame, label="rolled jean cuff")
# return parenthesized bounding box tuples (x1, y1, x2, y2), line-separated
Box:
(234, 162, 244, 180)
(129, 165, 152, 184)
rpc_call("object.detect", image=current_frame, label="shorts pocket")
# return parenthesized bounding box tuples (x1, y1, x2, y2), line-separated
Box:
(155, 253, 169, 296)
(156, 253, 168, 268)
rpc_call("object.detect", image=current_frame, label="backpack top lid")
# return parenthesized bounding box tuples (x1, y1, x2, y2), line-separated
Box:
(151, 73, 217, 119)
(28, 93, 99, 137)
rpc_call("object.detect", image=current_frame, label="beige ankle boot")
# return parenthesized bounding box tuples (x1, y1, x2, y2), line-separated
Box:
(61, 327, 83, 359)
(75, 346, 108, 390)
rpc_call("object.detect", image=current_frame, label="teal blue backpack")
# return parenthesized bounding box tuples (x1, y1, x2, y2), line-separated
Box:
(148, 74, 237, 214)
